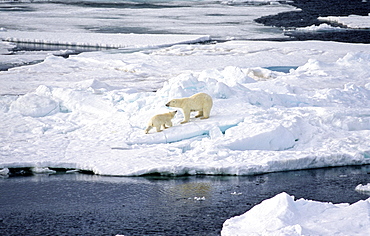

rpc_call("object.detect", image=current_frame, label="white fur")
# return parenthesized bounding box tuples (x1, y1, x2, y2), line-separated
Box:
(145, 111, 177, 134)
(166, 92, 213, 124)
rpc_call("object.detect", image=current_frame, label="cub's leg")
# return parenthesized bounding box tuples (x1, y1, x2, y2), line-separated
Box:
(195, 110, 203, 118)
(155, 125, 162, 132)
(145, 126, 152, 134)
(164, 121, 173, 129)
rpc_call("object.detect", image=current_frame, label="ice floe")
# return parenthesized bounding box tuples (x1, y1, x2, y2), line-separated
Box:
(356, 183, 370, 194)
(294, 23, 346, 32)
(0, 31, 211, 50)
(222, 192, 370, 236)
(1, 41, 370, 176)
(319, 15, 370, 29)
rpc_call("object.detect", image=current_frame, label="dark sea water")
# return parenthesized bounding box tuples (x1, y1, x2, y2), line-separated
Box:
(256, 0, 370, 43)
(1, 166, 370, 236)
(0, 0, 369, 71)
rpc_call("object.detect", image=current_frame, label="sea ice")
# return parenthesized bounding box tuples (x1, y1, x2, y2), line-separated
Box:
(319, 15, 370, 29)
(222, 192, 370, 236)
(0, 31, 211, 50)
(1, 44, 370, 176)
(294, 23, 346, 32)
(356, 183, 370, 194)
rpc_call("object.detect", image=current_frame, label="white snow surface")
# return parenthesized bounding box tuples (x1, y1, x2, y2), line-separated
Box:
(319, 15, 370, 29)
(1, 40, 370, 176)
(0, 31, 211, 49)
(356, 183, 370, 194)
(221, 192, 370, 236)
(0, 0, 295, 41)
(294, 23, 346, 32)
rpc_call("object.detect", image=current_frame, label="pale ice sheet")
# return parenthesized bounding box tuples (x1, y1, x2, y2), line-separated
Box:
(222, 192, 370, 236)
(0, 31, 211, 49)
(0, 0, 294, 41)
(1, 40, 370, 177)
(319, 15, 370, 29)
(356, 183, 370, 195)
(2, 40, 369, 94)
(293, 23, 346, 32)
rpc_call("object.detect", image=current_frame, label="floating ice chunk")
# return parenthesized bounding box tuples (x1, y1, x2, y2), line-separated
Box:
(295, 23, 346, 32)
(0, 168, 9, 176)
(193, 196, 206, 201)
(319, 15, 370, 29)
(222, 192, 370, 236)
(355, 183, 370, 194)
(221, 0, 282, 5)
(31, 167, 57, 174)
(222, 192, 299, 235)
(224, 122, 296, 151)
(9, 92, 59, 117)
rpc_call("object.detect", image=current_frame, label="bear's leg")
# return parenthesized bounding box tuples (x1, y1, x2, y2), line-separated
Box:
(155, 125, 162, 132)
(164, 121, 173, 128)
(145, 126, 152, 134)
(195, 110, 203, 118)
(201, 108, 210, 119)
(181, 109, 190, 124)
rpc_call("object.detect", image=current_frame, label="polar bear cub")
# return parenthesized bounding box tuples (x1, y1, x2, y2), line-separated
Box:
(166, 92, 213, 124)
(145, 111, 177, 134)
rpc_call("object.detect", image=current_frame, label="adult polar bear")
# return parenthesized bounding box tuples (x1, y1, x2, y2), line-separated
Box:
(166, 92, 213, 124)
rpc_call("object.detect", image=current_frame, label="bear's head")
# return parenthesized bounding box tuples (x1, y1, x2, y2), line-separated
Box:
(166, 99, 179, 108)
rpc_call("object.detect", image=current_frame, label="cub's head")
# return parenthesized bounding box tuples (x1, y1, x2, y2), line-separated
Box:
(169, 110, 177, 117)
(166, 99, 179, 108)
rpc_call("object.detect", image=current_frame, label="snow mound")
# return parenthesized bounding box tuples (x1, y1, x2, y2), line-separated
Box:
(222, 192, 370, 236)
(9, 89, 59, 117)
(224, 122, 296, 151)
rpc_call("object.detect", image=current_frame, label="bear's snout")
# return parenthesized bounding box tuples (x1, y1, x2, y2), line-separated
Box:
(165, 102, 170, 107)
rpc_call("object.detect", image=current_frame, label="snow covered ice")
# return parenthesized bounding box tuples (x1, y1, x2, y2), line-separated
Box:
(356, 183, 370, 195)
(222, 192, 370, 236)
(319, 14, 370, 29)
(1, 40, 370, 176)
